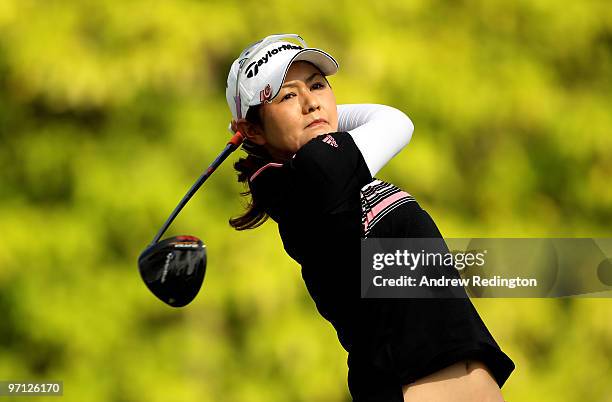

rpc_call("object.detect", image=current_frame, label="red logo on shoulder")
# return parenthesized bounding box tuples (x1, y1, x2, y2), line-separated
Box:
(322, 134, 338, 148)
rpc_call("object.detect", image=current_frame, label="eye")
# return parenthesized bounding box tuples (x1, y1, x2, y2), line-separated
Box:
(281, 92, 295, 102)
(311, 82, 326, 90)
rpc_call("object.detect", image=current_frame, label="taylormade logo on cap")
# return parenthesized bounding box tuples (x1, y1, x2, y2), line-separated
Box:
(226, 34, 339, 122)
(245, 43, 302, 78)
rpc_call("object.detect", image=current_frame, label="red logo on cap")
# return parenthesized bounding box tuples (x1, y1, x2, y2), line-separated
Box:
(260, 84, 272, 103)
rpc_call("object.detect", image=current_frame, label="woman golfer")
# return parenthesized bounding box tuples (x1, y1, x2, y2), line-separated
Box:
(226, 34, 514, 401)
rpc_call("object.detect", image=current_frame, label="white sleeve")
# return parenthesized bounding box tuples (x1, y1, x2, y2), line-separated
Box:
(337, 104, 414, 177)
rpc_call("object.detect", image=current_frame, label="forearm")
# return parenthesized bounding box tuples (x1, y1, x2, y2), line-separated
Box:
(337, 104, 414, 176)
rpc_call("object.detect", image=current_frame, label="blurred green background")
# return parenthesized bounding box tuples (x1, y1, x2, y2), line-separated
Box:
(1, 0, 611, 401)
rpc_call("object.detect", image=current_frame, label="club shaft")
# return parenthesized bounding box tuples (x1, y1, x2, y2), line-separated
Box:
(150, 132, 244, 245)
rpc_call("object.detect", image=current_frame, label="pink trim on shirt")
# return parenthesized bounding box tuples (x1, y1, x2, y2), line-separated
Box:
(249, 162, 283, 182)
(364, 191, 411, 229)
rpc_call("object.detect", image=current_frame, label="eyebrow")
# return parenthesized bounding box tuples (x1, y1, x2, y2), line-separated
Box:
(281, 72, 323, 88)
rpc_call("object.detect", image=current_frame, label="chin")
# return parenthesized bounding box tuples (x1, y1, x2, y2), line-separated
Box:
(309, 126, 330, 138)
(302, 132, 321, 146)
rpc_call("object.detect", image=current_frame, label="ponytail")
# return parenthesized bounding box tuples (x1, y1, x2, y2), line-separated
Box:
(229, 106, 271, 230)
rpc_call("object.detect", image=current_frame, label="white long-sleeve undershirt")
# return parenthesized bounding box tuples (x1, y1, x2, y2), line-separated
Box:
(337, 104, 414, 177)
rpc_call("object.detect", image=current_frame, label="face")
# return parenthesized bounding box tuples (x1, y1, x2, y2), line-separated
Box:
(243, 61, 338, 161)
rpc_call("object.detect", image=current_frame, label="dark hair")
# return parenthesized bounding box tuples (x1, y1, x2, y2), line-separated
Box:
(228, 105, 271, 230)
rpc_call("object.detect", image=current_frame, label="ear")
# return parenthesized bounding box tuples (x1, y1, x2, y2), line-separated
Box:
(233, 118, 266, 146)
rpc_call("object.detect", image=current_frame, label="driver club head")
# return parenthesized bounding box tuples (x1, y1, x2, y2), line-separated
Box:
(138, 235, 207, 307)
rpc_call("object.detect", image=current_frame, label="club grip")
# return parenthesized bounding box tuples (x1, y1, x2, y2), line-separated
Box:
(228, 131, 245, 149)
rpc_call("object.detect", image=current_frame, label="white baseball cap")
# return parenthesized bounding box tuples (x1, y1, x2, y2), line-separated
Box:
(226, 34, 339, 123)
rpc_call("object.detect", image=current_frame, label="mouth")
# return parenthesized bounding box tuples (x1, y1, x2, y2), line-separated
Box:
(306, 118, 328, 129)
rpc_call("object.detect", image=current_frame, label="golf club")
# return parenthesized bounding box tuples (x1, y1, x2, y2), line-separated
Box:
(138, 131, 244, 307)
(138, 35, 300, 307)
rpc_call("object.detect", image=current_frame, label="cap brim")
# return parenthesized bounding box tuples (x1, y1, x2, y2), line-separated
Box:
(267, 48, 339, 102)
(290, 48, 339, 76)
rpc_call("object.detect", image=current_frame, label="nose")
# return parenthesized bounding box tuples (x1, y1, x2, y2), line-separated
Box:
(301, 87, 319, 114)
